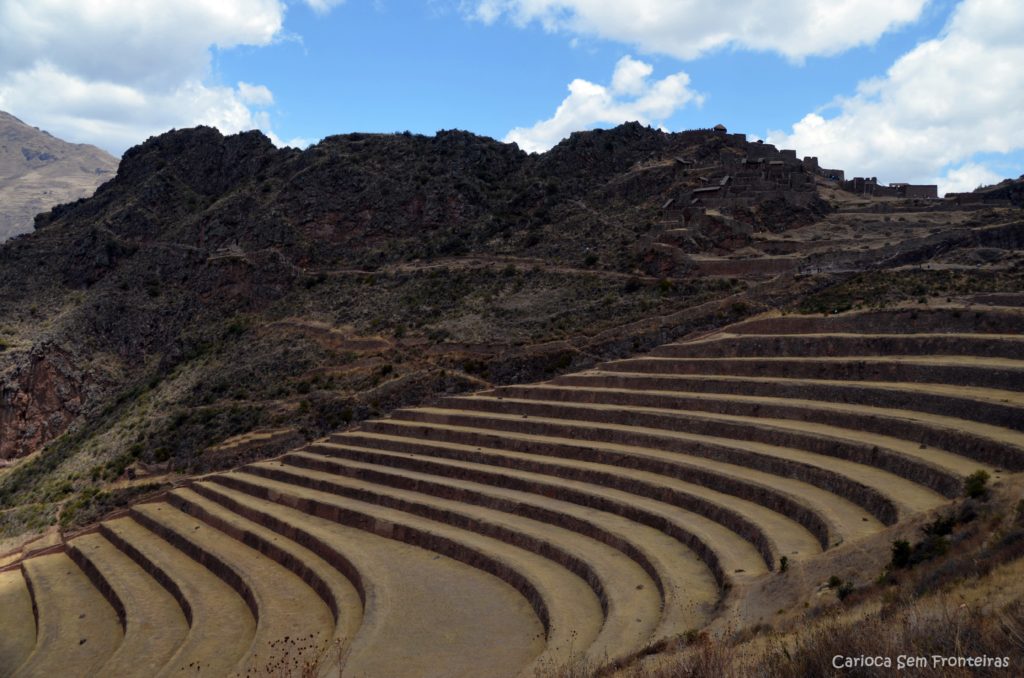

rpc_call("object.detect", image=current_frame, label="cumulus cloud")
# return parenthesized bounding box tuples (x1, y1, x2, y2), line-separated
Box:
(0, 0, 304, 154)
(767, 0, 1024, 194)
(938, 162, 1005, 195)
(237, 82, 275, 106)
(505, 55, 701, 153)
(468, 0, 927, 61)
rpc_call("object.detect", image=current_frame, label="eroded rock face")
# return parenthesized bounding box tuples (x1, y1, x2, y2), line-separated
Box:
(0, 346, 89, 459)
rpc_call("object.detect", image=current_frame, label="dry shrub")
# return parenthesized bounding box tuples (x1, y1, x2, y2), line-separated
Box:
(531, 654, 600, 678)
(626, 498, 1024, 678)
(634, 590, 1024, 678)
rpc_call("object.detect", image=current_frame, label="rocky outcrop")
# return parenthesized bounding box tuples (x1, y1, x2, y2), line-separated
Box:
(0, 345, 97, 459)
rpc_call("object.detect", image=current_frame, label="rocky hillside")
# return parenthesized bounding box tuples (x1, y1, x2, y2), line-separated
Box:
(0, 122, 1019, 544)
(0, 111, 119, 241)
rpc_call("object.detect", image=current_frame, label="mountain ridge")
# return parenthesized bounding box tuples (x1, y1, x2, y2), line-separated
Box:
(0, 121, 1020, 546)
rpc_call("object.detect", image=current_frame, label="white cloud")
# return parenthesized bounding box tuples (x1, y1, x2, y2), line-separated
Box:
(767, 0, 1024, 194)
(505, 55, 701, 153)
(937, 162, 1004, 195)
(237, 82, 275, 106)
(0, 63, 272, 152)
(305, 0, 346, 14)
(609, 55, 652, 96)
(0, 0, 313, 154)
(469, 0, 927, 61)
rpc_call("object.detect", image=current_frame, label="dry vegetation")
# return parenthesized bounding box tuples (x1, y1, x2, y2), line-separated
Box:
(574, 475, 1024, 678)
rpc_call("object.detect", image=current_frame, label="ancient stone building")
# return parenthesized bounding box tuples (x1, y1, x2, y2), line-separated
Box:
(843, 177, 937, 199)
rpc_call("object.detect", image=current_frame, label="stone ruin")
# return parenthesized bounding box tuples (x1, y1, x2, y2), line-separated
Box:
(661, 126, 942, 211)
(842, 176, 938, 199)
(666, 133, 820, 211)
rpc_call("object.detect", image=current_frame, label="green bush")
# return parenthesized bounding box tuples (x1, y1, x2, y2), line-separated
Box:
(964, 470, 991, 499)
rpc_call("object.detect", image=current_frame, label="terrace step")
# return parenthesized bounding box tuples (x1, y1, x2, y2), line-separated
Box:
(650, 333, 1024, 360)
(207, 468, 607, 670)
(0, 569, 35, 677)
(723, 309, 1024, 335)
(279, 448, 716, 638)
(388, 406, 909, 530)
(599, 356, 1024, 392)
(441, 396, 950, 514)
(66, 532, 187, 677)
(9, 307, 1019, 674)
(302, 440, 763, 585)
(554, 372, 1024, 434)
(491, 384, 1013, 479)
(14, 552, 122, 678)
(130, 501, 336, 674)
(191, 479, 546, 678)
(365, 415, 881, 546)
(241, 458, 663, 654)
(164, 486, 363, 653)
(99, 516, 255, 676)
(332, 430, 819, 569)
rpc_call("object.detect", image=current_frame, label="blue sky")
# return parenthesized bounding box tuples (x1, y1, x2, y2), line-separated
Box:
(214, 0, 955, 145)
(1, 0, 1021, 193)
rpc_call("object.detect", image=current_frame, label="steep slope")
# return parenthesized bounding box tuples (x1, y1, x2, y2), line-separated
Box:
(0, 111, 118, 241)
(0, 125, 784, 529)
(0, 122, 1020, 550)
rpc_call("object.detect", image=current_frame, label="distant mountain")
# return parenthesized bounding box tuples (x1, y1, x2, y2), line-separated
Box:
(0, 110, 119, 240)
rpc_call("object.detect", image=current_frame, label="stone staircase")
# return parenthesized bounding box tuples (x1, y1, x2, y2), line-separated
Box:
(1, 305, 1022, 677)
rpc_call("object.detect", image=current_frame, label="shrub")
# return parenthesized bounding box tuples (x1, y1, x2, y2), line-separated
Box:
(964, 469, 991, 499)
(913, 534, 950, 565)
(891, 539, 913, 569)
(922, 512, 956, 537)
(223, 318, 248, 338)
